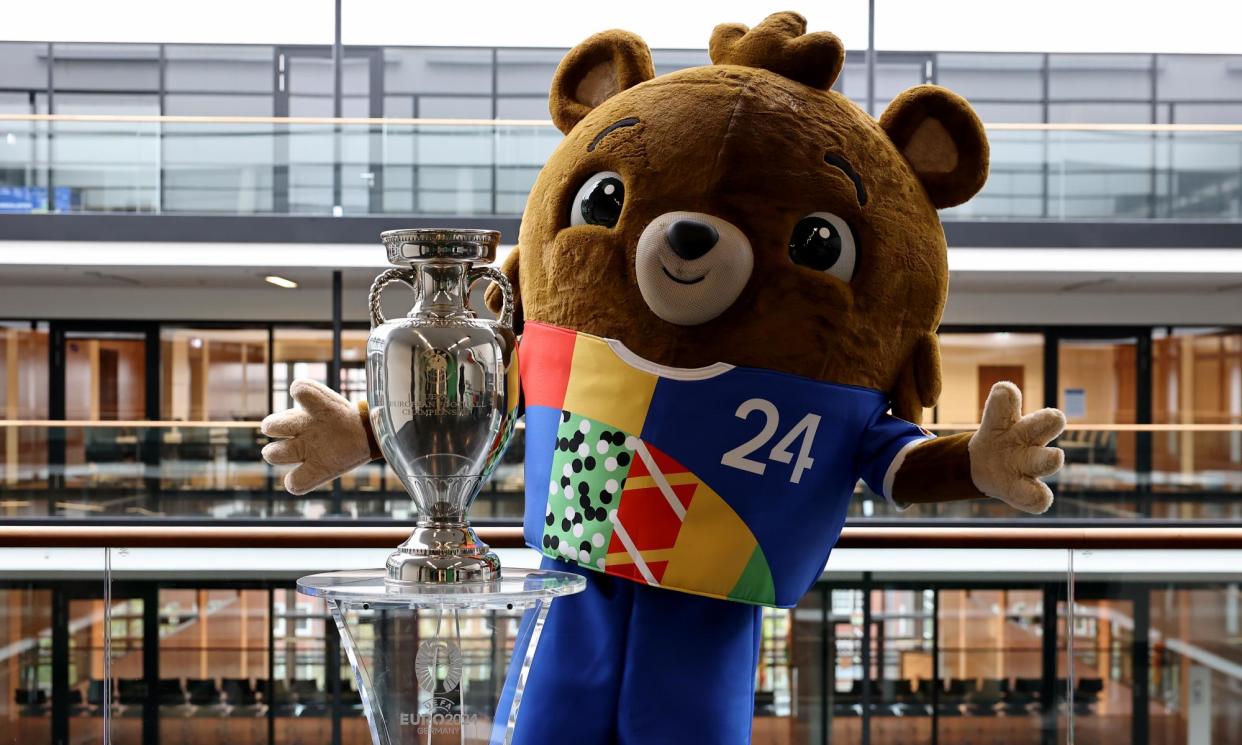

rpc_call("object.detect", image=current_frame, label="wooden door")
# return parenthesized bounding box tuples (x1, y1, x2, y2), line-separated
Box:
(977, 365, 1025, 419)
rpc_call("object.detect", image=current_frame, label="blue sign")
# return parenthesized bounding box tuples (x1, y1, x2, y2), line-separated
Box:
(0, 185, 76, 213)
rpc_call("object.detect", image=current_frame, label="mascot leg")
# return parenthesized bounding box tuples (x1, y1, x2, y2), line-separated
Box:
(494, 557, 630, 744)
(616, 583, 762, 745)
(493, 557, 762, 745)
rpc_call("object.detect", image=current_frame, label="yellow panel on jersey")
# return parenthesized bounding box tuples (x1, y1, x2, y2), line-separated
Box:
(561, 331, 657, 435)
(660, 480, 762, 599)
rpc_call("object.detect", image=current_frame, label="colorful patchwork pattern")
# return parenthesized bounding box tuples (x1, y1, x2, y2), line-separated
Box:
(519, 321, 929, 608)
(603, 440, 688, 585)
(602, 439, 776, 605)
(535, 409, 776, 603)
(540, 411, 636, 569)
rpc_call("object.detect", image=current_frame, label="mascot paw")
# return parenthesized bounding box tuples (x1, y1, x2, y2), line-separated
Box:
(260, 378, 374, 496)
(967, 382, 1066, 514)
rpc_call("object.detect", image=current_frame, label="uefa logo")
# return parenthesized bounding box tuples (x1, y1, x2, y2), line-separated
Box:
(415, 639, 463, 693)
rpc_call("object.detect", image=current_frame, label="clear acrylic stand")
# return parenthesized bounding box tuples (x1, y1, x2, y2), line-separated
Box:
(298, 568, 583, 745)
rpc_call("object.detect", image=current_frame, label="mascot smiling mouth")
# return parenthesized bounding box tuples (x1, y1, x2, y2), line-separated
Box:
(661, 266, 705, 285)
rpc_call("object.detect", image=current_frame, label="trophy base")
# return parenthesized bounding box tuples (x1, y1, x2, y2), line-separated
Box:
(386, 549, 501, 584)
(386, 522, 501, 584)
(298, 567, 586, 745)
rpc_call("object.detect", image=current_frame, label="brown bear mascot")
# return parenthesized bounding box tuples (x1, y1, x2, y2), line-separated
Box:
(261, 12, 1066, 744)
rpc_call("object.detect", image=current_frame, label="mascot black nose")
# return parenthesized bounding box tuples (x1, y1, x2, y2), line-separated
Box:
(665, 219, 719, 261)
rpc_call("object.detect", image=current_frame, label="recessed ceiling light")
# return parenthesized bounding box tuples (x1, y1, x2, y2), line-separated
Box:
(265, 275, 298, 289)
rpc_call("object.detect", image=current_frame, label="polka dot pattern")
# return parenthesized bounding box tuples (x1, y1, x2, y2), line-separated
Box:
(541, 409, 638, 569)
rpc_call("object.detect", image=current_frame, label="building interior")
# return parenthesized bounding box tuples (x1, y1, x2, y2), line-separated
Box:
(0, 3, 1240, 744)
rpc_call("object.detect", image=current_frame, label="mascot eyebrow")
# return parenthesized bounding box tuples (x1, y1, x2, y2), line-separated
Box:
(824, 152, 868, 206)
(587, 117, 640, 152)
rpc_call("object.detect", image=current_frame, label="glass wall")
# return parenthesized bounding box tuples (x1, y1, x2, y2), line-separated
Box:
(156, 588, 269, 743)
(2, 320, 1239, 522)
(0, 587, 53, 745)
(6, 567, 1234, 745)
(0, 323, 49, 510)
(1149, 585, 1242, 744)
(271, 589, 331, 745)
(2, 42, 1241, 219)
(66, 592, 144, 745)
(870, 588, 935, 743)
(161, 328, 269, 422)
(1152, 329, 1242, 517)
(0, 42, 1238, 126)
(1058, 335, 1141, 499)
(936, 332, 1046, 423)
(5, 118, 1238, 221)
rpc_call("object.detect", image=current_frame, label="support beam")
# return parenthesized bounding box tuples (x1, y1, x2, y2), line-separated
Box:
(866, 0, 876, 117)
(330, 270, 343, 514)
(1136, 330, 1154, 517)
(332, 0, 344, 212)
(51, 590, 68, 745)
(4, 330, 17, 488)
(860, 577, 872, 745)
(143, 584, 160, 745)
(330, 270, 343, 393)
(1040, 587, 1059, 745)
(1132, 589, 1151, 745)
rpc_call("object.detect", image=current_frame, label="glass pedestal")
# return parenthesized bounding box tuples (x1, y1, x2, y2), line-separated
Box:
(298, 567, 585, 745)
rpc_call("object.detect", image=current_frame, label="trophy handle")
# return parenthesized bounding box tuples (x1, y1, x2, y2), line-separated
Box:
(466, 266, 515, 329)
(368, 268, 418, 328)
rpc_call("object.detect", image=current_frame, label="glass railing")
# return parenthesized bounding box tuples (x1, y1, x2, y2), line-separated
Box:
(1, 420, 1238, 523)
(1, 115, 1239, 220)
(945, 124, 1242, 221)
(1, 530, 1239, 745)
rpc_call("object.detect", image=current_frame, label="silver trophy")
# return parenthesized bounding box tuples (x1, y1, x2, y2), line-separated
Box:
(296, 229, 582, 744)
(367, 228, 518, 584)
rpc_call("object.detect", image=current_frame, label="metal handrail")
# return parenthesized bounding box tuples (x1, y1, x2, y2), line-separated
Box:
(2, 419, 1239, 432)
(2, 113, 1242, 133)
(0, 419, 263, 428)
(0, 525, 1238, 549)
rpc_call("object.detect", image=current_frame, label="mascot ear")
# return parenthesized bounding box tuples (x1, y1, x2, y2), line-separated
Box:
(891, 333, 941, 424)
(550, 30, 654, 134)
(880, 85, 989, 209)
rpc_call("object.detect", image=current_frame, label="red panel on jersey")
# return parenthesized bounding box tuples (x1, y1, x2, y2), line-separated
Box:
(616, 485, 683, 550)
(518, 322, 576, 410)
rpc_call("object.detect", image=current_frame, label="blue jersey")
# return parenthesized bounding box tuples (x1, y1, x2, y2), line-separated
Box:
(519, 322, 931, 608)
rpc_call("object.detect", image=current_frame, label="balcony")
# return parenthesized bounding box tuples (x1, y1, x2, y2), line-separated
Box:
(0, 116, 1240, 250)
(1, 525, 1239, 744)
(1, 420, 1239, 523)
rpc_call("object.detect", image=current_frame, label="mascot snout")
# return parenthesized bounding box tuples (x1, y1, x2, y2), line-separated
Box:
(634, 210, 754, 325)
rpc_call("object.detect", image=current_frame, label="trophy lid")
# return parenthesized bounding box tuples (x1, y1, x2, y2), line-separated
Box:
(381, 228, 500, 265)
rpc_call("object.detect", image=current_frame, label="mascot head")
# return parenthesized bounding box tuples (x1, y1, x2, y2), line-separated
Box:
(492, 11, 989, 422)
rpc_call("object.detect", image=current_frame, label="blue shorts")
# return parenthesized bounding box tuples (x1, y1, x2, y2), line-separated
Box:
(492, 556, 763, 744)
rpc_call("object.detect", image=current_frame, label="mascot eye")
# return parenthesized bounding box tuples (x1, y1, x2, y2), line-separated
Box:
(570, 171, 625, 228)
(788, 212, 857, 282)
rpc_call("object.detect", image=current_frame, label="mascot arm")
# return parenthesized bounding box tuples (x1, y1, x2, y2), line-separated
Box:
(260, 378, 382, 496)
(892, 382, 1065, 514)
